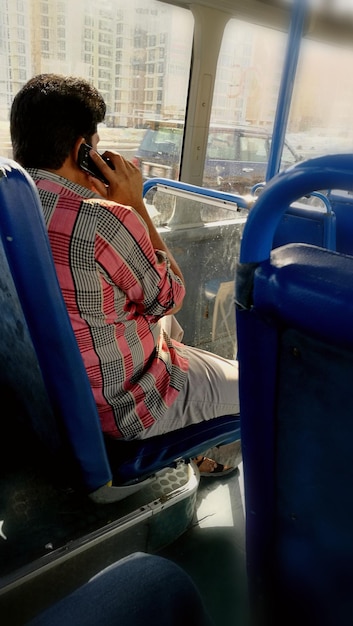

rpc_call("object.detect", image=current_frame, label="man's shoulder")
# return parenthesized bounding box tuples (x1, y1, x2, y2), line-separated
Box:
(27, 168, 98, 201)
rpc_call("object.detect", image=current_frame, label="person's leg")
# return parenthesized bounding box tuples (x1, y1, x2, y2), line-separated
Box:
(27, 552, 214, 626)
(135, 345, 240, 475)
(137, 344, 239, 437)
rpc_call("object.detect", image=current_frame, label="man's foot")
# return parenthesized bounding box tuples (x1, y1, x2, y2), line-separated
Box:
(193, 454, 235, 477)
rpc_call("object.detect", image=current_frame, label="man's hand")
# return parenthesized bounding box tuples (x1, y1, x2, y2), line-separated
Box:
(88, 150, 144, 209)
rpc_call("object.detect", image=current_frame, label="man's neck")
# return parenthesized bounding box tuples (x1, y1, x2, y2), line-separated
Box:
(46, 156, 92, 191)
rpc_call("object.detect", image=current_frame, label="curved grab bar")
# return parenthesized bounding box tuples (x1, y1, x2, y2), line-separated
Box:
(251, 182, 266, 195)
(143, 177, 253, 210)
(309, 191, 333, 213)
(240, 153, 353, 264)
(251, 184, 332, 214)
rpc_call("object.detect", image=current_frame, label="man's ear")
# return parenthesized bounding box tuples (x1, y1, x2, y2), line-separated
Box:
(73, 137, 85, 164)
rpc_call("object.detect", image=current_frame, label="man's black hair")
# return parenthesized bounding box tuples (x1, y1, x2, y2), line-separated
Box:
(10, 73, 106, 168)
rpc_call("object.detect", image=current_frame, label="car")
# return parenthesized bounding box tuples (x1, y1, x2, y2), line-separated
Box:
(131, 120, 301, 195)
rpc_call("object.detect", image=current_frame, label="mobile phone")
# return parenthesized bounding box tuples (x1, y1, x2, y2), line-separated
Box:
(78, 143, 114, 185)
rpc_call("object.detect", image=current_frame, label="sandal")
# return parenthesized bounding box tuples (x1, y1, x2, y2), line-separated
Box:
(193, 455, 235, 478)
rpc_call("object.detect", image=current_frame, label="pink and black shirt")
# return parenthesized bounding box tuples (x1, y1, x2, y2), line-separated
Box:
(27, 169, 189, 439)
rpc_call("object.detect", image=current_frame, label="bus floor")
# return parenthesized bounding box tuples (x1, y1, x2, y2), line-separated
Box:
(158, 442, 250, 626)
(1, 442, 248, 625)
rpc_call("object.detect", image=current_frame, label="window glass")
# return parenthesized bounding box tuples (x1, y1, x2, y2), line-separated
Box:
(287, 38, 353, 160)
(140, 126, 183, 155)
(210, 19, 287, 128)
(280, 141, 298, 166)
(239, 136, 268, 162)
(206, 18, 291, 194)
(0, 0, 194, 168)
(207, 132, 235, 160)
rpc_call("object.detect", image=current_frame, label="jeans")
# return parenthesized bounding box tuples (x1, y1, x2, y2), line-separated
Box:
(27, 552, 214, 626)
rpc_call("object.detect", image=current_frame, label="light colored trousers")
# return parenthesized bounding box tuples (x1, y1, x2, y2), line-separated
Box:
(136, 316, 239, 439)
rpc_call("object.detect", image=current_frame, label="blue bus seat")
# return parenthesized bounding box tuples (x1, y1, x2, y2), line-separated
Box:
(254, 180, 337, 250)
(236, 154, 353, 625)
(273, 194, 336, 250)
(0, 157, 240, 503)
(327, 188, 353, 255)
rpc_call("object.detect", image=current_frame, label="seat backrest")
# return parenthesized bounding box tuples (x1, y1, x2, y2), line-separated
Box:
(327, 188, 353, 254)
(236, 153, 353, 625)
(273, 195, 336, 251)
(254, 182, 337, 252)
(0, 158, 112, 494)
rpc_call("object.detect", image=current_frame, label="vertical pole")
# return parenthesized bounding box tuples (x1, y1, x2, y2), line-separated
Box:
(266, 0, 307, 181)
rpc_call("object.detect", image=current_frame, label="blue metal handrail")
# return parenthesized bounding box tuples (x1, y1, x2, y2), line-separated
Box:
(240, 153, 353, 264)
(143, 177, 252, 210)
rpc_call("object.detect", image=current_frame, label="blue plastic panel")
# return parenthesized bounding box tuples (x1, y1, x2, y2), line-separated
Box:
(0, 158, 112, 492)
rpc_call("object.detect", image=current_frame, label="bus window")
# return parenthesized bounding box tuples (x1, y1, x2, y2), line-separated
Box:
(238, 136, 268, 162)
(206, 18, 297, 193)
(286, 37, 353, 160)
(279, 140, 299, 167)
(0, 0, 194, 167)
(132, 119, 184, 180)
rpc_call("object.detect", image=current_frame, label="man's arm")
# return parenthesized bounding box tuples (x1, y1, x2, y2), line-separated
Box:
(89, 150, 185, 314)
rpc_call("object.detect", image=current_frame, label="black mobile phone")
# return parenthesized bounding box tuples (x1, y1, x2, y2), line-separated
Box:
(78, 143, 114, 185)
